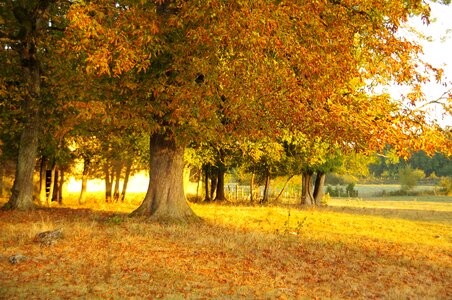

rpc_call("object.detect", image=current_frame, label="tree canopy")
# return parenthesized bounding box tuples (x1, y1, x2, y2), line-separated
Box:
(1, 0, 451, 218)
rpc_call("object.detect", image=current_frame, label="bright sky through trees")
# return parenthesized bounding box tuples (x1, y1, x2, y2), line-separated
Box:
(393, 2, 452, 126)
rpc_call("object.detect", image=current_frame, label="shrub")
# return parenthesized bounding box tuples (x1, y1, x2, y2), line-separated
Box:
(439, 177, 452, 195)
(325, 185, 345, 197)
(325, 173, 358, 185)
(345, 183, 358, 197)
(399, 166, 425, 192)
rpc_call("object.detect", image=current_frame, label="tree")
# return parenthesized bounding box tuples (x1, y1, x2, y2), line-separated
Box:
(64, 0, 451, 221)
(1, 0, 70, 210)
(399, 166, 426, 193)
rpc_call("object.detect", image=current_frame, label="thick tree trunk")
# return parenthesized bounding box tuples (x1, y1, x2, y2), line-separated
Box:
(131, 134, 197, 223)
(4, 123, 39, 210)
(2, 3, 44, 210)
(120, 160, 132, 202)
(39, 156, 47, 205)
(313, 172, 326, 206)
(214, 168, 227, 201)
(260, 168, 270, 204)
(301, 171, 315, 206)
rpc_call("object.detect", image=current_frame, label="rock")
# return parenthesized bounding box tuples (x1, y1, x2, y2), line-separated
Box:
(35, 228, 63, 246)
(8, 254, 28, 264)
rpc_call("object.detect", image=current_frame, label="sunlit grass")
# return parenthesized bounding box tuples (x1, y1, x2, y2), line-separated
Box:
(1, 192, 451, 299)
(192, 202, 451, 248)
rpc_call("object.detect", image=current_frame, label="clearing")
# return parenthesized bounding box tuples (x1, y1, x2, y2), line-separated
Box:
(0, 196, 451, 299)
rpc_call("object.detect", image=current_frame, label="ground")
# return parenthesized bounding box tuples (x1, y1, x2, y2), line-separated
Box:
(0, 194, 451, 299)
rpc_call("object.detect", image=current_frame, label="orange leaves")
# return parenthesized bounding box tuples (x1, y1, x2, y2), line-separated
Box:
(65, 1, 160, 77)
(58, 0, 451, 158)
(1, 205, 451, 299)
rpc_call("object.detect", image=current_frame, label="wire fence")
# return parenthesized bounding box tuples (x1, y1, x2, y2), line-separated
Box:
(224, 183, 301, 203)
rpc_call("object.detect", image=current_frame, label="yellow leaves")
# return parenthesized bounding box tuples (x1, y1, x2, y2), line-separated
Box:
(0, 200, 451, 299)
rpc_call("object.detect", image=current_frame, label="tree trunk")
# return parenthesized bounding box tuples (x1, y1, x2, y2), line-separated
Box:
(79, 158, 90, 205)
(120, 160, 132, 202)
(260, 168, 270, 204)
(203, 164, 211, 202)
(214, 168, 227, 201)
(79, 175, 88, 205)
(210, 168, 217, 201)
(39, 156, 47, 205)
(104, 163, 112, 203)
(131, 134, 197, 223)
(313, 172, 326, 206)
(47, 164, 56, 206)
(250, 172, 255, 202)
(0, 163, 3, 198)
(4, 124, 39, 211)
(196, 168, 201, 201)
(2, 3, 45, 210)
(113, 160, 122, 202)
(301, 170, 315, 206)
(274, 175, 294, 203)
(52, 169, 60, 203)
(58, 169, 64, 204)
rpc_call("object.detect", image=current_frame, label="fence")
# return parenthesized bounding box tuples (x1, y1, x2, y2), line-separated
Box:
(224, 183, 301, 203)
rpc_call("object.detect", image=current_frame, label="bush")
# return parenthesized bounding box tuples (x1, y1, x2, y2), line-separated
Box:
(345, 183, 358, 197)
(325, 185, 349, 197)
(325, 173, 358, 185)
(399, 166, 425, 192)
(439, 177, 452, 195)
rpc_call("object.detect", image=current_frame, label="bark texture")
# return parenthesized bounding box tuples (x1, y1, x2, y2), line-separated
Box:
(2, 2, 48, 210)
(203, 164, 210, 202)
(301, 171, 315, 206)
(260, 168, 270, 203)
(131, 134, 197, 223)
(120, 160, 132, 202)
(214, 168, 227, 201)
(313, 172, 326, 206)
(104, 164, 112, 202)
(4, 123, 39, 210)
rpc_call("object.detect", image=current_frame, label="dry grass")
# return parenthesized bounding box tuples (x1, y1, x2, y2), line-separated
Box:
(0, 194, 451, 299)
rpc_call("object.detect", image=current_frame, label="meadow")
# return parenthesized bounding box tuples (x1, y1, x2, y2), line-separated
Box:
(0, 193, 451, 299)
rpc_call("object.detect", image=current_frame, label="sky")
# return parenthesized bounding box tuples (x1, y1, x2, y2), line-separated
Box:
(398, 2, 452, 126)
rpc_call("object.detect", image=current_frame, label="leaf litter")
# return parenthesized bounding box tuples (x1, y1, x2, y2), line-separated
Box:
(0, 203, 450, 299)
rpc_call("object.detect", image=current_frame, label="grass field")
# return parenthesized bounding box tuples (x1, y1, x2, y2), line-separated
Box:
(353, 184, 437, 197)
(0, 194, 451, 299)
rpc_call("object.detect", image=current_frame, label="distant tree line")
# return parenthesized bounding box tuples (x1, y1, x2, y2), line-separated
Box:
(369, 151, 452, 179)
